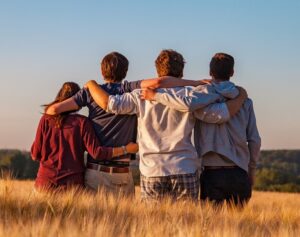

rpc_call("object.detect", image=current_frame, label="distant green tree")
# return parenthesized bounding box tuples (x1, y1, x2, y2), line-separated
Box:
(0, 150, 38, 179)
(254, 150, 300, 192)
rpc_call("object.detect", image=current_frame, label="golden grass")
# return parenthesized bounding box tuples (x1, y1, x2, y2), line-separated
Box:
(0, 179, 299, 237)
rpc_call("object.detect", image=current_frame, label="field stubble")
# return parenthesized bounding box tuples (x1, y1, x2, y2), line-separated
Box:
(0, 179, 299, 237)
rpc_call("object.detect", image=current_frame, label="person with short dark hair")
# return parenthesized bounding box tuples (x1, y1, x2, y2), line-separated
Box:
(31, 82, 138, 192)
(84, 49, 247, 201)
(209, 53, 235, 80)
(101, 52, 129, 82)
(142, 52, 261, 206)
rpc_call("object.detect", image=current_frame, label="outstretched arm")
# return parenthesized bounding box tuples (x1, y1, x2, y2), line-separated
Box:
(84, 80, 109, 110)
(141, 87, 220, 112)
(141, 87, 247, 117)
(141, 76, 211, 89)
(46, 97, 79, 115)
(83, 119, 139, 160)
(226, 87, 248, 117)
(192, 88, 248, 123)
(85, 80, 139, 115)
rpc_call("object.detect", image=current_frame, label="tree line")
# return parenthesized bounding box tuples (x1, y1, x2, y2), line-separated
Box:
(0, 149, 299, 192)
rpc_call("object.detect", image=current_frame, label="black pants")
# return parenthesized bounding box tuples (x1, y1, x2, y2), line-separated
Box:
(200, 167, 252, 206)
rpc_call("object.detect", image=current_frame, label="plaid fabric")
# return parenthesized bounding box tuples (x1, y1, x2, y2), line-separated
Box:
(140, 171, 199, 201)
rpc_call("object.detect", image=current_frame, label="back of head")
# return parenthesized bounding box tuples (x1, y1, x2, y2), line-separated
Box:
(155, 49, 185, 78)
(44, 82, 81, 128)
(101, 52, 129, 82)
(54, 82, 81, 102)
(210, 53, 234, 81)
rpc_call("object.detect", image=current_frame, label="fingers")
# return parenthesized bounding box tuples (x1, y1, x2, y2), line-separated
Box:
(84, 80, 97, 89)
(126, 142, 139, 153)
(200, 79, 212, 85)
(140, 90, 146, 100)
(140, 89, 156, 101)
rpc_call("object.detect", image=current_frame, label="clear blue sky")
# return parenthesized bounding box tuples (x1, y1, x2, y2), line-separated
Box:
(0, 0, 299, 150)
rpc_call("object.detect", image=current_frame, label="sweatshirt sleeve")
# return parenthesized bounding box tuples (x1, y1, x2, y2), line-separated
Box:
(154, 87, 221, 112)
(82, 119, 113, 160)
(246, 100, 261, 171)
(31, 116, 45, 161)
(107, 91, 139, 115)
(121, 80, 142, 92)
(193, 103, 230, 124)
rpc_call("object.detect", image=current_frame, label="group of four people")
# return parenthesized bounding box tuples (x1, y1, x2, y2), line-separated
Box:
(31, 50, 261, 205)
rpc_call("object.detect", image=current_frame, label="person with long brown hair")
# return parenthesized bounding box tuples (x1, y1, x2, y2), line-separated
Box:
(31, 82, 138, 191)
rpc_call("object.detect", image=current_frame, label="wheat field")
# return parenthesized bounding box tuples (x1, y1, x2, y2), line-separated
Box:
(0, 179, 299, 237)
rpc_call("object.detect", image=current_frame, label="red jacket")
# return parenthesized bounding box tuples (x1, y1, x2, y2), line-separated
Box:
(31, 114, 113, 189)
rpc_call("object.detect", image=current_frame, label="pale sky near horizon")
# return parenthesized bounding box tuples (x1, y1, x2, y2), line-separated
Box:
(0, 0, 299, 150)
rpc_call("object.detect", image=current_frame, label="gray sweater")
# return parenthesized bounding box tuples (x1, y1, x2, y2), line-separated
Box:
(155, 81, 261, 172)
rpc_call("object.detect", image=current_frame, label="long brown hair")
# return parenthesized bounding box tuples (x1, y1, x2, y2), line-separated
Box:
(44, 82, 80, 128)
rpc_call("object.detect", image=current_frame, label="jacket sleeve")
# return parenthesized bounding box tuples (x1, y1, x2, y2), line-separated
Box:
(31, 116, 45, 161)
(107, 91, 139, 115)
(73, 88, 90, 107)
(246, 100, 261, 171)
(121, 80, 142, 92)
(154, 87, 221, 112)
(82, 119, 113, 160)
(193, 103, 230, 124)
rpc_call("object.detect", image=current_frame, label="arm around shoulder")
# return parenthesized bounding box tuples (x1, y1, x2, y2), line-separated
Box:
(193, 102, 230, 124)
(140, 76, 203, 89)
(45, 97, 80, 115)
(85, 80, 109, 110)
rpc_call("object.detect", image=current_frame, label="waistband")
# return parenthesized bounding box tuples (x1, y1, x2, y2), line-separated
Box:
(88, 155, 131, 167)
(203, 165, 238, 170)
(86, 162, 130, 173)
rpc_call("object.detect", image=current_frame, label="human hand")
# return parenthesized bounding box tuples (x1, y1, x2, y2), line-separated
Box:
(140, 88, 157, 101)
(125, 142, 139, 154)
(198, 79, 212, 85)
(84, 80, 97, 89)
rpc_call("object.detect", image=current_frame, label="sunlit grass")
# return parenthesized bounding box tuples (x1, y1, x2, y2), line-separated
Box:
(0, 179, 299, 237)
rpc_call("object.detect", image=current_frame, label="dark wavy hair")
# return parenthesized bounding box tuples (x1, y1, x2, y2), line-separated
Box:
(43, 82, 80, 128)
(101, 52, 129, 82)
(210, 53, 234, 80)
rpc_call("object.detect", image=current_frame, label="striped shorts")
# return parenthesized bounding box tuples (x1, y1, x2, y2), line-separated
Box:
(140, 171, 199, 201)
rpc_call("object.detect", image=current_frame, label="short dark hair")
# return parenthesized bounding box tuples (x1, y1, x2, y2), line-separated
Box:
(155, 49, 185, 77)
(210, 53, 234, 80)
(101, 52, 129, 82)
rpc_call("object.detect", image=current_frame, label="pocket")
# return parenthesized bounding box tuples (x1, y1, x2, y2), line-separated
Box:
(109, 173, 131, 186)
(84, 169, 99, 188)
